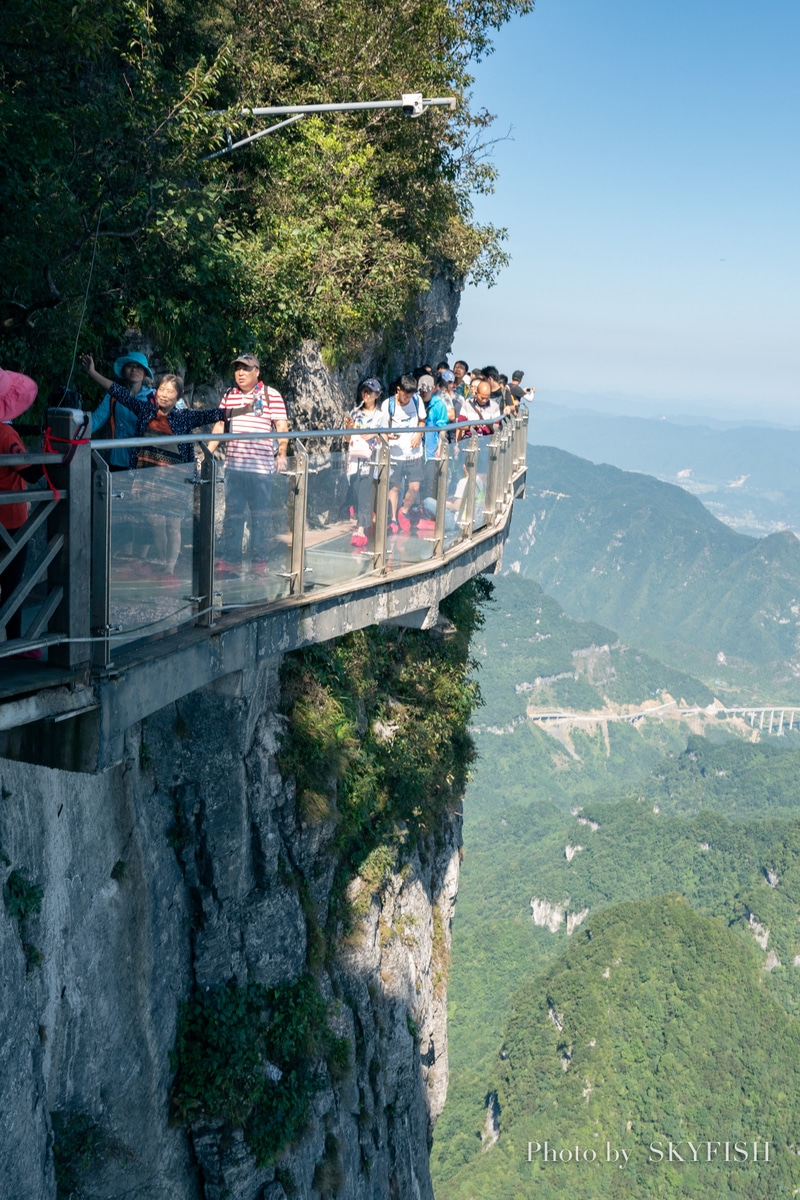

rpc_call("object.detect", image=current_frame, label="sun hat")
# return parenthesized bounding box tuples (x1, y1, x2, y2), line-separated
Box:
(0, 368, 38, 421)
(114, 351, 152, 379)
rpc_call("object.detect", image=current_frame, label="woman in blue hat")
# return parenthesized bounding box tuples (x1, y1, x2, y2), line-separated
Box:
(83, 350, 155, 470)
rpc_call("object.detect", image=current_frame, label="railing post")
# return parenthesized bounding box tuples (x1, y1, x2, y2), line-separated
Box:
(518, 414, 526, 470)
(484, 429, 501, 523)
(289, 442, 308, 596)
(506, 425, 515, 500)
(90, 452, 112, 667)
(520, 409, 530, 469)
(372, 437, 391, 573)
(47, 407, 91, 668)
(459, 435, 479, 541)
(499, 427, 511, 510)
(193, 448, 217, 628)
(432, 443, 449, 558)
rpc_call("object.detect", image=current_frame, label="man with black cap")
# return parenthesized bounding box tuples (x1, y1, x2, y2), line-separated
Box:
(508, 369, 533, 411)
(211, 354, 289, 576)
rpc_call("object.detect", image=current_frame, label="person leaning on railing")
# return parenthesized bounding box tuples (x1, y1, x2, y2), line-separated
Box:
(80, 356, 255, 468)
(0, 368, 45, 657)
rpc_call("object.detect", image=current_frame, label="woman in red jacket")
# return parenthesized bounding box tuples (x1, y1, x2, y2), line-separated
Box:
(0, 368, 40, 651)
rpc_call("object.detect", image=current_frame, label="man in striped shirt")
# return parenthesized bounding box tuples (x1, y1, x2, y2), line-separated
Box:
(212, 353, 289, 576)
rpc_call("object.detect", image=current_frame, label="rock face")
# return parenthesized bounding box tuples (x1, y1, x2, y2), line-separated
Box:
(0, 654, 460, 1199)
(282, 273, 462, 428)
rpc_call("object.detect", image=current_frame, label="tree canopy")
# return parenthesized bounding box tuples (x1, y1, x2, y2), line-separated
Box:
(0, 0, 534, 390)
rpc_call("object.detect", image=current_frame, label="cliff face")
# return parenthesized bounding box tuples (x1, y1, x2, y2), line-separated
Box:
(282, 273, 462, 427)
(0, 645, 463, 1198)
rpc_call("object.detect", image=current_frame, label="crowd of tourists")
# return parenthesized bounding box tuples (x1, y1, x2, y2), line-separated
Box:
(344, 360, 533, 546)
(0, 349, 532, 647)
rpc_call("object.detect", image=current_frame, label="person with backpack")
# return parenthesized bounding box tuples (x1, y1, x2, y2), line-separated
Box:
(381, 374, 426, 534)
(83, 350, 155, 470)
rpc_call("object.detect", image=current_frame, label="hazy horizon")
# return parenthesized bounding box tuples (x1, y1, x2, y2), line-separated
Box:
(451, 0, 799, 423)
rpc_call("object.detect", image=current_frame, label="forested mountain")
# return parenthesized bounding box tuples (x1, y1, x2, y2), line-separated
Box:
(475, 572, 712, 730)
(513, 446, 800, 695)
(443, 895, 800, 1200)
(433, 566, 800, 1199)
(531, 404, 800, 537)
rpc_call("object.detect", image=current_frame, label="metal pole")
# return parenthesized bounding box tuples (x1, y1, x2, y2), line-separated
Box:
(47, 408, 91, 668)
(373, 438, 391, 573)
(484, 430, 501, 524)
(288, 443, 308, 596)
(460, 437, 479, 541)
(205, 95, 456, 158)
(203, 114, 306, 161)
(216, 97, 456, 118)
(90, 452, 112, 667)
(194, 448, 217, 628)
(433, 444, 449, 558)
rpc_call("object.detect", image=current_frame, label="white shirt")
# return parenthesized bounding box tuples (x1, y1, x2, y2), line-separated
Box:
(381, 394, 426, 461)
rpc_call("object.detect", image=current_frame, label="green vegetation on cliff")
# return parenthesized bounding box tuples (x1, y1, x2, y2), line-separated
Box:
(278, 577, 490, 902)
(170, 579, 490, 1165)
(2, 0, 533, 387)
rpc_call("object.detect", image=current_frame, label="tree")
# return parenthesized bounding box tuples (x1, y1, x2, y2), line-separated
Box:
(0, 0, 534, 392)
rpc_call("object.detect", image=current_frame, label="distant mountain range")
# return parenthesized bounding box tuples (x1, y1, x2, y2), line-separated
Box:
(510, 446, 800, 698)
(532, 404, 800, 537)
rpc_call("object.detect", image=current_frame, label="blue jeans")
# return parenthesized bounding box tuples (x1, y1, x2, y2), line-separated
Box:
(221, 469, 275, 562)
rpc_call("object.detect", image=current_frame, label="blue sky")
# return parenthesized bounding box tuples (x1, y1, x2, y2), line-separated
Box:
(453, 0, 800, 421)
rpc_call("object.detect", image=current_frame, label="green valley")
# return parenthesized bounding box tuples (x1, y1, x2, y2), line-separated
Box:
(433, 557, 800, 1200)
(508, 446, 800, 700)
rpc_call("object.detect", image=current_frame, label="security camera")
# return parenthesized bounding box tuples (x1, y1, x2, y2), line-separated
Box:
(401, 93, 424, 118)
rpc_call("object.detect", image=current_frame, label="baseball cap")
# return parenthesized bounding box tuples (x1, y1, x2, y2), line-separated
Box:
(439, 369, 455, 384)
(363, 377, 382, 393)
(417, 374, 435, 392)
(232, 353, 260, 370)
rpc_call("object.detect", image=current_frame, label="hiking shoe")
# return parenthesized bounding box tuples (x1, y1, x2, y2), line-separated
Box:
(397, 510, 411, 533)
(387, 521, 399, 535)
(351, 532, 368, 548)
(250, 560, 269, 576)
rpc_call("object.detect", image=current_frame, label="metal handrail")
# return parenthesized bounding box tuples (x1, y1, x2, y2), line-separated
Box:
(0, 408, 529, 668)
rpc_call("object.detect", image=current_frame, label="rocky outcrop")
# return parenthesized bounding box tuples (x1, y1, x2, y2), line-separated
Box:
(0, 653, 461, 1199)
(282, 273, 462, 428)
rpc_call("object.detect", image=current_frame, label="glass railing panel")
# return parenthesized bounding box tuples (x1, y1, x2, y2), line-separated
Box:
(108, 462, 197, 642)
(382, 450, 436, 569)
(214, 458, 293, 605)
(443, 440, 471, 552)
(472, 439, 490, 532)
(303, 448, 376, 590)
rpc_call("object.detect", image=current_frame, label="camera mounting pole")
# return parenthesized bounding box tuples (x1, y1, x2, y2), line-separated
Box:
(203, 94, 457, 161)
